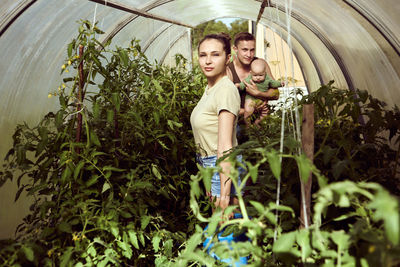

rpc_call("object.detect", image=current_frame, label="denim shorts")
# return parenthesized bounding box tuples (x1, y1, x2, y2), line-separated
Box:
(197, 154, 244, 198)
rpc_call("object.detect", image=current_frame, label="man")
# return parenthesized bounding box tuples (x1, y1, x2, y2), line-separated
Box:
(227, 32, 280, 117)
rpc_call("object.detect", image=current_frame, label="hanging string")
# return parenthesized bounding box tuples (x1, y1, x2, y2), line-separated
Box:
(266, 0, 307, 240)
(283, 0, 309, 229)
(265, 0, 287, 242)
(168, 24, 171, 67)
(100, 0, 107, 30)
(92, 3, 98, 30)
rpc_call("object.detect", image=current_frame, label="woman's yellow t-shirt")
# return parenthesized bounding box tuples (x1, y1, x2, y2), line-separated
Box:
(190, 76, 240, 157)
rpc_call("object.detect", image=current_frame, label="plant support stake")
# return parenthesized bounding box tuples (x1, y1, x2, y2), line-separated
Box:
(300, 104, 314, 228)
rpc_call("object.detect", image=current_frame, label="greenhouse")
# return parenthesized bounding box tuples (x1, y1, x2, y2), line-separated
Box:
(0, 0, 399, 266)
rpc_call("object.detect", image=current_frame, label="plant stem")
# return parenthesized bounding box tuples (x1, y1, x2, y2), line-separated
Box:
(314, 119, 334, 158)
(76, 45, 85, 154)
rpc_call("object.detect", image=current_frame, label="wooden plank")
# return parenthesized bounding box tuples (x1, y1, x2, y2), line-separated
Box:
(300, 104, 314, 228)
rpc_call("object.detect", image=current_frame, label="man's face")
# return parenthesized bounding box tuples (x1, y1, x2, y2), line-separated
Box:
(234, 40, 255, 66)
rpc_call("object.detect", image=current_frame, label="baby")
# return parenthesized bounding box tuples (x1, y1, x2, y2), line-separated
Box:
(238, 58, 281, 126)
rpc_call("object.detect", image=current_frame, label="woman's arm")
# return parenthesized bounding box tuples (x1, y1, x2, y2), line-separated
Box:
(217, 110, 236, 211)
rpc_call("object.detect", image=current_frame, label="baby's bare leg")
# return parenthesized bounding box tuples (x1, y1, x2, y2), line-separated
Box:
(244, 99, 255, 126)
(254, 101, 270, 125)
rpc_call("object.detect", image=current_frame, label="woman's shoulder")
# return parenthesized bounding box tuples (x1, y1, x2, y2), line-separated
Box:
(214, 77, 240, 101)
(216, 76, 237, 91)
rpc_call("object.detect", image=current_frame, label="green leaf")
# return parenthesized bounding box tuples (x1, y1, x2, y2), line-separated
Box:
(90, 131, 101, 147)
(119, 49, 129, 67)
(295, 154, 313, 183)
(164, 239, 173, 256)
(269, 202, 295, 216)
(93, 101, 100, 119)
(58, 221, 72, 233)
(15, 184, 27, 202)
(61, 166, 72, 184)
(332, 160, 348, 179)
(153, 80, 163, 91)
(273, 231, 297, 253)
(185, 227, 203, 253)
(138, 75, 148, 89)
(117, 238, 132, 258)
(368, 189, 400, 245)
(86, 174, 100, 187)
(110, 224, 119, 238)
(139, 232, 145, 246)
(88, 245, 96, 257)
(141, 215, 151, 230)
(102, 166, 125, 172)
(296, 229, 312, 261)
(250, 200, 265, 215)
(102, 182, 111, 193)
(152, 234, 161, 252)
(266, 150, 281, 180)
(151, 164, 162, 180)
(21, 245, 34, 262)
(106, 109, 114, 124)
(36, 140, 46, 156)
(60, 247, 73, 267)
(323, 146, 337, 165)
(55, 110, 64, 128)
(330, 230, 350, 250)
(128, 230, 140, 249)
(246, 161, 259, 183)
(111, 92, 120, 112)
(206, 213, 221, 237)
(59, 94, 67, 109)
(67, 42, 73, 58)
(74, 161, 85, 180)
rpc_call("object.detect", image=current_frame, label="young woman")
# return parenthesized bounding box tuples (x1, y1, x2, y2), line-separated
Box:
(190, 33, 241, 214)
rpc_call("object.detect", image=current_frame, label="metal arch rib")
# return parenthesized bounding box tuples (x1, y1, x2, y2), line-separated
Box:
(142, 24, 174, 53)
(0, 0, 37, 37)
(158, 29, 190, 64)
(343, 0, 400, 57)
(98, 0, 190, 47)
(261, 19, 324, 91)
(267, 3, 355, 91)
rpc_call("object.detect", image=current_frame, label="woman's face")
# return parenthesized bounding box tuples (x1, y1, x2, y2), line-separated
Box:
(198, 39, 229, 83)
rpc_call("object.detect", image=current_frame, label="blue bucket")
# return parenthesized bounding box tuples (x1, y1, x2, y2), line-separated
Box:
(202, 213, 249, 266)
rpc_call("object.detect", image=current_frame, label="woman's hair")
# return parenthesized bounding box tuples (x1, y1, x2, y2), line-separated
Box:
(198, 32, 231, 56)
(233, 32, 255, 46)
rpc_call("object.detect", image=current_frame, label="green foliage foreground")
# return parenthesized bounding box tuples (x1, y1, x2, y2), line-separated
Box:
(1, 21, 400, 266)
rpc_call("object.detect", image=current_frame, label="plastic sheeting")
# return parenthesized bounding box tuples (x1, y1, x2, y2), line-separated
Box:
(0, 0, 399, 238)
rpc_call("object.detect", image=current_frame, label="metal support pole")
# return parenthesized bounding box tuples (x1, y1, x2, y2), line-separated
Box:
(88, 0, 193, 29)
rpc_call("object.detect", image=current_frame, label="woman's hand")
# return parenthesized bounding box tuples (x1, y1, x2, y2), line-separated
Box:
(218, 195, 230, 210)
(218, 196, 233, 224)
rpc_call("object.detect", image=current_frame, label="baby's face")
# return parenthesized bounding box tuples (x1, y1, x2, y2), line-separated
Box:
(250, 68, 266, 83)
